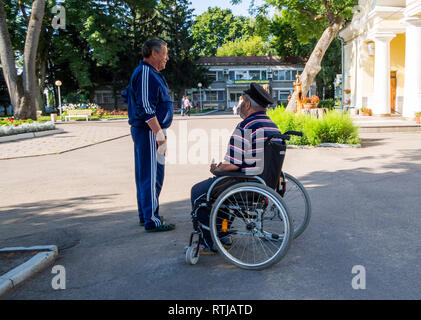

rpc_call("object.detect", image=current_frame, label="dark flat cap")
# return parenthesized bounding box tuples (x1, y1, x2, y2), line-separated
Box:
(244, 83, 274, 108)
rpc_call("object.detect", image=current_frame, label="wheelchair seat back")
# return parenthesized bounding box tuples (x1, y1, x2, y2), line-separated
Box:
(257, 134, 286, 190)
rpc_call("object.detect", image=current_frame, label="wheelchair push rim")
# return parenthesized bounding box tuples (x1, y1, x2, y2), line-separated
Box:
(210, 182, 293, 270)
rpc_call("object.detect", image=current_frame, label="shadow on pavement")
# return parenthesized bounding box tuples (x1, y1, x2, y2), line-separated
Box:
(2, 148, 421, 299)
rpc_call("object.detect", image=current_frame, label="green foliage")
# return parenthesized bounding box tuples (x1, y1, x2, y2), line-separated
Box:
(267, 107, 360, 146)
(318, 99, 335, 110)
(216, 36, 271, 57)
(267, 0, 358, 42)
(315, 38, 342, 99)
(157, 0, 210, 103)
(269, 15, 313, 58)
(192, 7, 254, 56)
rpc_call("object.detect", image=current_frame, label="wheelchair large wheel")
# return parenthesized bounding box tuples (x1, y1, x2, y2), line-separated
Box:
(210, 182, 293, 270)
(278, 173, 311, 239)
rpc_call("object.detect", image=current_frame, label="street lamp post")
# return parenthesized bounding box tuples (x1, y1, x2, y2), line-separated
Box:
(198, 82, 202, 112)
(55, 80, 62, 119)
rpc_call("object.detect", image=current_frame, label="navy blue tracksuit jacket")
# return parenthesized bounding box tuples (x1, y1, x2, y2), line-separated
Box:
(122, 61, 174, 229)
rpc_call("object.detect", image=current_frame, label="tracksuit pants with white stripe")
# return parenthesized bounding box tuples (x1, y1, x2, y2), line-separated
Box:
(131, 126, 164, 229)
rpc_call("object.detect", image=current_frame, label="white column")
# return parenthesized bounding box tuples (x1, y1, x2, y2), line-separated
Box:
(373, 33, 395, 116)
(402, 18, 421, 118)
(355, 38, 364, 109)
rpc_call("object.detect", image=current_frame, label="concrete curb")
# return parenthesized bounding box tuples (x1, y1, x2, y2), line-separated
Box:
(0, 129, 65, 143)
(0, 245, 58, 297)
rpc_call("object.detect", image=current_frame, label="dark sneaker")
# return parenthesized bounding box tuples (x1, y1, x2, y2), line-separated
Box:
(140, 216, 165, 227)
(145, 222, 176, 233)
(199, 245, 217, 255)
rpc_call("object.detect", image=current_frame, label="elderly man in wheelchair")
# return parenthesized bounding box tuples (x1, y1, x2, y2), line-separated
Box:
(186, 83, 304, 270)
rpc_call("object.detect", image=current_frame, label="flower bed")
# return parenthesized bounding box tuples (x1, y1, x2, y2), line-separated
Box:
(60, 107, 128, 120)
(0, 118, 56, 137)
(267, 107, 360, 146)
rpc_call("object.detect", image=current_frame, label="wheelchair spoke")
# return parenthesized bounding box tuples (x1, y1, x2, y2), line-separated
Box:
(210, 182, 293, 269)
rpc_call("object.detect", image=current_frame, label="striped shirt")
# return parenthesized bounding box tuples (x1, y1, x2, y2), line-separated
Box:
(224, 111, 282, 174)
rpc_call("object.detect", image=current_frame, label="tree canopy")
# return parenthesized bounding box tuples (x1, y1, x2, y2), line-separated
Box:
(216, 36, 272, 57)
(191, 7, 254, 56)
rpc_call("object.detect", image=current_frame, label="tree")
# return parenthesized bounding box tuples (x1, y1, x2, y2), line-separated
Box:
(266, 0, 357, 111)
(192, 7, 254, 56)
(216, 36, 271, 56)
(270, 17, 341, 99)
(314, 37, 341, 99)
(232, 0, 357, 111)
(157, 0, 210, 103)
(0, 0, 46, 120)
(269, 16, 313, 59)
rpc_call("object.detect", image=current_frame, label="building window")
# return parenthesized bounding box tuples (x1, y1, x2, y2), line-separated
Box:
(273, 70, 279, 80)
(249, 70, 261, 80)
(207, 71, 217, 81)
(218, 91, 224, 101)
(229, 71, 235, 81)
(279, 70, 285, 81)
(103, 93, 114, 104)
(216, 71, 223, 81)
(280, 92, 290, 101)
(262, 70, 267, 80)
(204, 90, 224, 101)
(236, 70, 248, 80)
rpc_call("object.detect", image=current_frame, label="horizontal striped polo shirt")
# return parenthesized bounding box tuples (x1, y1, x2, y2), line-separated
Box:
(224, 111, 282, 174)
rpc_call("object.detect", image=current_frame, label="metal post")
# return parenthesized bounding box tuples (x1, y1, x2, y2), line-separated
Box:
(58, 86, 62, 118)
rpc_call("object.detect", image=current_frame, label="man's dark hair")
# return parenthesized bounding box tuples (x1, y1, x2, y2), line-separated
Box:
(142, 38, 167, 58)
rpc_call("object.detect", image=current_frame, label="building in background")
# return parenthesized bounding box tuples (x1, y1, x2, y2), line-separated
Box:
(339, 0, 421, 118)
(186, 56, 316, 110)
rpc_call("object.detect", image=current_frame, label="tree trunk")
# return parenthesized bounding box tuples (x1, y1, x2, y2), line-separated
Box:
(0, 0, 22, 110)
(287, 19, 344, 112)
(17, 0, 46, 120)
(0, 0, 46, 120)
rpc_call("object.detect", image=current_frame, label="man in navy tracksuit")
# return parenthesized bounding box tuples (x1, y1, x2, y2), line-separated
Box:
(122, 38, 175, 232)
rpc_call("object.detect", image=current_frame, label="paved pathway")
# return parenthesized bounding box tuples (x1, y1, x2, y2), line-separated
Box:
(1, 113, 421, 299)
(0, 121, 131, 160)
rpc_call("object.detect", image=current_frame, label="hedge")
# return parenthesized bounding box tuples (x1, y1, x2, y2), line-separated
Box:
(267, 107, 360, 146)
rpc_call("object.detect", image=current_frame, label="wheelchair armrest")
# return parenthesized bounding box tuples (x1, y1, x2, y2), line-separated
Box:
(213, 170, 247, 178)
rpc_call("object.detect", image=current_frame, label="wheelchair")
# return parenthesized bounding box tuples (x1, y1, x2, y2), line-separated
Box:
(185, 131, 311, 270)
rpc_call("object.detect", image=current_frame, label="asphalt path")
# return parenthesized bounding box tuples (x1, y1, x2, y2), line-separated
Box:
(1, 115, 421, 299)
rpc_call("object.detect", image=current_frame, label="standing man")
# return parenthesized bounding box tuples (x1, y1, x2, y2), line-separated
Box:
(122, 38, 175, 232)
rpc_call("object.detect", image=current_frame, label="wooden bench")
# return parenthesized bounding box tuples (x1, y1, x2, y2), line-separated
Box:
(65, 109, 92, 121)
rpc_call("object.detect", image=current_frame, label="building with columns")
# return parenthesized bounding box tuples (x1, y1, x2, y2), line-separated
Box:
(339, 0, 421, 118)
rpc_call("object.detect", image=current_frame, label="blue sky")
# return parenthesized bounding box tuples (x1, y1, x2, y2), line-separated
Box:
(189, 0, 269, 17)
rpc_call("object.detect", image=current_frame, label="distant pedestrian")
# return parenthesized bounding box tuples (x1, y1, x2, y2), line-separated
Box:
(181, 96, 186, 116)
(233, 96, 242, 115)
(184, 96, 193, 116)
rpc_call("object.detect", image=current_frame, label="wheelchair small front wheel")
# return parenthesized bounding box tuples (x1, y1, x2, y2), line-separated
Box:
(210, 182, 293, 270)
(185, 245, 200, 265)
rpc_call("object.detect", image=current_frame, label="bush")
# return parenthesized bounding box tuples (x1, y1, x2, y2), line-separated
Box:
(267, 107, 360, 146)
(318, 99, 335, 110)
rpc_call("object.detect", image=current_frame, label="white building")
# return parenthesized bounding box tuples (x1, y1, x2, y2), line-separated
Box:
(188, 56, 316, 110)
(339, 0, 421, 118)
